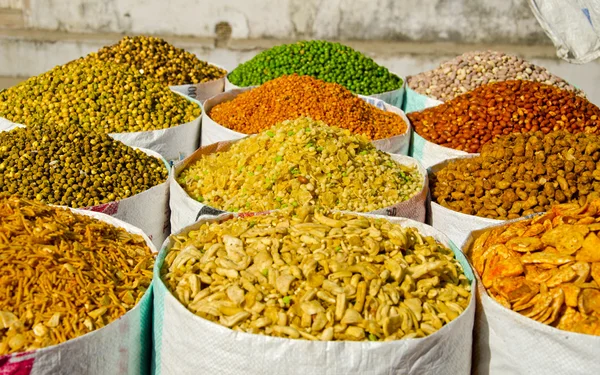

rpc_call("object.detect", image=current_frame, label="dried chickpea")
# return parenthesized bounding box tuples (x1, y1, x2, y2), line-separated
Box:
(0, 58, 201, 133)
(432, 131, 600, 219)
(91, 35, 227, 86)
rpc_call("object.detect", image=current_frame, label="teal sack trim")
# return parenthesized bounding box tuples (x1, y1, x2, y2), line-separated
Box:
(151, 246, 170, 375)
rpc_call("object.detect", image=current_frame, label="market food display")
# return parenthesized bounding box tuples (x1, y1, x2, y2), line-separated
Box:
(0, 196, 155, 354)
(431, 131, 600, 219)
(0, 123, 168, 208)
(468, 200, 600, 336)
(178, 117, 422, 213)
(90, 35, 227, 86)
(407, 50, 582, 101)
(2, 34, 600, 372)
(209, 75, 407, 140)
(162, 208, 471, 341)
(227, 40, 403, 95)
(0, 58, 201, 133)
(408, 80, 600, 153)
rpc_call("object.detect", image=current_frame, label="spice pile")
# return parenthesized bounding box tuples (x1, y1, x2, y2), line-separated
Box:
(0, 196, 155, 354)
(91, 35, 227, 86)
(408, 80, 600, 153)
(431, 131, 600, 220)
(209, 75, 407, 140)
(0, 58, 201, 133)
(162, 208, 471, 341)
(407, 50, 582, 101)
(0, 123, 168, 208)
(468, 200, 600, 336)
(178, 118, 423, 213)
(228, 40, 403, 95)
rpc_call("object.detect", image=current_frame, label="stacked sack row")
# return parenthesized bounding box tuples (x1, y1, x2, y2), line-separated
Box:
(0, 37, 599, 375)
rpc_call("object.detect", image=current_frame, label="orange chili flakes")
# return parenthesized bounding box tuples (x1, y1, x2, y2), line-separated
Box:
(209, 74, 407, 140)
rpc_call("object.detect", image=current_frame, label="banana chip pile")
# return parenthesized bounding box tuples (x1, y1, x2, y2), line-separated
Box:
(469, 200, 600, 336)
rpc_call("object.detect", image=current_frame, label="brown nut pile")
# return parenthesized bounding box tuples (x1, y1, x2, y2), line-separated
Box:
(468, 200, 600, 336)
(0, 196, 155, 354)
(408, 80, 600, 153)
(0, 123, 168, 208)
(0, 58, 201, 133)
(407, 50, 583, 101)
(209, 74, 407, 140)
(431, 131, 600, 220)
(91, 35, 227, 86)
(162, 208, 471, 342)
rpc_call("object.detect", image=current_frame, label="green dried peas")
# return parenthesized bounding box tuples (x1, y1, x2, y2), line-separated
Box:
(91, 35, 227, 86)
(0, 58, 201, 133)
(228, 40, 403, 95)
(177, 117, 423, 213)
(0, 123, 168, 208)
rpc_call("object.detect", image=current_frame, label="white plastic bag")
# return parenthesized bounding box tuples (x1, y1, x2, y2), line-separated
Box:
(529, 0, 600, 63)
(202, 89, 412, 155)
(464, 223, 600, 375)
(152, 214, 476, 375)
(428, 157, 502, 248)
(0, 208, 157, 375)
(169, 62, 227, 103)
(169, 140, 428, 234)
(225, 74, 406, 109)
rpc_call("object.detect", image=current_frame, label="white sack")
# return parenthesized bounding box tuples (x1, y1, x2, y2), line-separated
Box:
(225, 74, 406, 109)
(410, 133, 474, 170)
(169, 140, 428, 234)
(529, 0, 600, 64)
(463, 223, 600, 375)
(402, 87, 443, 114)
(403, 88, 468, 169)
(202, 88, 412, 155)
(82, 147, 171, 249)
(152, 213, 476, 375)
(428, 157, 502, 248)
(169, 62, 227, 103)
(0, 208, 157, 375)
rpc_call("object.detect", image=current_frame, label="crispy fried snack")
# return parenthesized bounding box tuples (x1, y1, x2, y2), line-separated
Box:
(468, 200, 600, 336)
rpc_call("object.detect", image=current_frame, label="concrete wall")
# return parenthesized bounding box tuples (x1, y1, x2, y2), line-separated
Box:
(1, 0, 599, 105)
(7, 0, 548, 44)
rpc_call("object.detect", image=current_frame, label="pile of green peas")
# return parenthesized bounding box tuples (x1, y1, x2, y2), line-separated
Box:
(228, 40, 403, 95)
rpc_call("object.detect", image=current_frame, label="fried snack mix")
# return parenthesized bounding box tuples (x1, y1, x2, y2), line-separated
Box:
(178, 117, 422, 213)
(162, 208, 471, 341)
(468, 200, 600, 336)
(0, 196, 154, 354)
